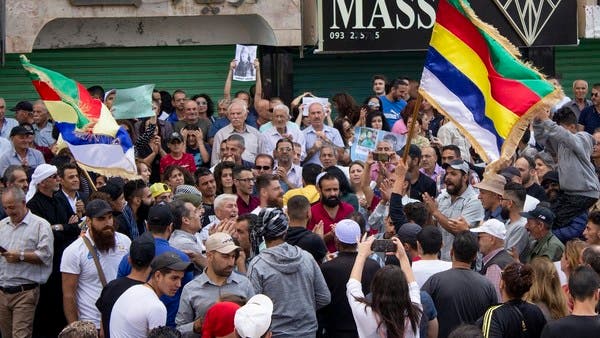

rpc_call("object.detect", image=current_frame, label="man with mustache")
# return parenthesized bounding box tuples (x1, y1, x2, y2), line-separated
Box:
(176, 232, 254, 336)
(422, 159, 484, 261)
(252, 174, 284, 215)
(307, 173, 354, 253)
(61, 199, 131, 330)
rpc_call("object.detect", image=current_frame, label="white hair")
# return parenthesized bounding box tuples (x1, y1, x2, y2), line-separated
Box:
(214, 193, 237, 210)
(229, 99, 248, 113)
(272, 104, 290, 117)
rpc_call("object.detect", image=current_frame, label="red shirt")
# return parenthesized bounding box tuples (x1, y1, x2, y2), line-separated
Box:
(237, 194, 259, 216)
(308, 201, 354, 252)
(159, 153, 197, 174)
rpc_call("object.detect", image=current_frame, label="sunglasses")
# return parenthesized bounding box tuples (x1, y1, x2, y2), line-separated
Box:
(254, 165, 271, 171)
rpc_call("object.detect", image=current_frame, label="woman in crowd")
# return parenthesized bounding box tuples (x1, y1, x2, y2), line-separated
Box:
(334, 117, 356, 151)
(135, 99, 173, 183)
(534, 152, 556, 182)
(420, 98, 443, 137)
(347, 236, 422, 337)
(560, 239, 588, 310)
(349, 161, 371, 213)
(192, 93, 215, 122)
(214, 161, 236, 195)
(366, 110, 391, 132)
(162, 165, 190, 191)
(332, 92, 360, 123)
(478, 262, 547, 337)
(136, 160, 151, 185)
(182, 125, 210, 168)
(405, 115, 430, 149)
(525, 257, 570, 321)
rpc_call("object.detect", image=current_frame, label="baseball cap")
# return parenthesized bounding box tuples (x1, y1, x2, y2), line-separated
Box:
(202, 302, 240, 338)
(520, 205, 555, 226)
(398, 144, 421, 159)
(150, 252, 192, 274)
(147, 203, 174, 227)
(500, 166, 521, 181)
(470, 219, 507, 240)
(474, 174, 506, 196)
(150, 183, 171, 198)
(9, 125, 35, 137)
(168, 132, 184, 143)
(442, 159, 470, 174)
(206, 232, 240, 253)
(334, 219, 361, 244)
(85, 199, 113, 218)
(540, 171, 559, 186)
(10, 101, 33, 112)
(235, 294, 274, 338)
(397, 222, 422, 244)
(129, 232, 155, 267)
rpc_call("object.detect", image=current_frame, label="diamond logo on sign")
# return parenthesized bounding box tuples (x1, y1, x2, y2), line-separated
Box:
(493, 0, 562, 46)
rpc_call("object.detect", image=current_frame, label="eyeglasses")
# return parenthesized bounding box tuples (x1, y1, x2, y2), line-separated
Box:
(235, 178, 256, 183)
(254, 165, 271, 171)
(277, 147, 292, 153)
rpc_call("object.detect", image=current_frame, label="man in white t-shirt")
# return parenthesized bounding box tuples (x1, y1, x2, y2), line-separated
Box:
(412, 226, 451, 287)
(110, 252, 192, 338)
(61, 199, 131, 329)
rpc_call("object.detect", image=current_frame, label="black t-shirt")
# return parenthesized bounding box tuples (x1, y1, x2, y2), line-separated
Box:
(422, 268, 498, 338)
(286, 227, 328, 263)
(410, 172, 437, 201)
(526, 183, 548, 202)
(541, 315, 600, 338)
(319, 252, 381, 337)
(476, 299, 547, 338)
(95, 277, 144, 338)
(202, 203, 215, 228)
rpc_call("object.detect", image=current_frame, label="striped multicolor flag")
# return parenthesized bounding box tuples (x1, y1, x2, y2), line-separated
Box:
(20, 55, 138, 178)
(419, 0, 562, 165)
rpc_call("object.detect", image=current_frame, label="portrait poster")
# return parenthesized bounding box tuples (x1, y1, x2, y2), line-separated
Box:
(233, 44, 257, 81)
(350, 127, 407, 162)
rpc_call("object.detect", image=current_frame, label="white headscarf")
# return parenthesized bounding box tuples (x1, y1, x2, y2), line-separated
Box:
(25, 164, 57, 203)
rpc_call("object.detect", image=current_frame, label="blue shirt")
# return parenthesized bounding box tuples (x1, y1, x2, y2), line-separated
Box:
(117, 237, 193, 327)
(578, 105, 600, 135)
(379, 95, 407, 127)
(0, 118, 18, 139)
(208, 115, 258, 140)
(0, 146, 46, 177)
(302, 125, 344, 165)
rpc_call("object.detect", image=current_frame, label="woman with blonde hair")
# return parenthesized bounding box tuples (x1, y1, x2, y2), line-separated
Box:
(525, 257, 569, 321)
(560, 239, 588, 310)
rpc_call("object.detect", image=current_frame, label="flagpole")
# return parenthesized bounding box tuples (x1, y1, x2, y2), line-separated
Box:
(77, 163, 98, 192)
(402, 95, 423, 162)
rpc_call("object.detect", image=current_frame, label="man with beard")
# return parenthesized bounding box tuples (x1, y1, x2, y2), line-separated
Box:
(27, 164, 81, 337)
(0, 187, 53, 338)
(273, 137, 303, 192)
(176, 232, 255, 336)
(252, 174, 283, 215)
(515, 156, 548, 202)
(233, 213, 258, 273)
(501, 182, 531, 262)
(401, 144, 437, 201)
(195, 168, 217, 227)
(307, 173, 354, 253)
(120, 179, 153, 240)
(541, 171, 560, 203)
(422, 159, 484, 261)
(61, 199, 131, 330)
(474, 174, 506, 222)
(117, 203, 193, 327)
(234, 167, 259, 215)
(583, 211, 600, 245)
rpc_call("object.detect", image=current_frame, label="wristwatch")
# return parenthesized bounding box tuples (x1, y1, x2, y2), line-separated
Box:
(19, 251, 25, 261)
(53, 225, 61, 231)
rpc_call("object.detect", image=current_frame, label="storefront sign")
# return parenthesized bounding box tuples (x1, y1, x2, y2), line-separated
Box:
(318, 0, 576, 53)
(70, 0, 141, 6)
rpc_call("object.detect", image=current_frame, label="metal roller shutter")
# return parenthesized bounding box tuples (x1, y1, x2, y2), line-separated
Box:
(0, 45, 251, 111)
(555, 39, 600, 91)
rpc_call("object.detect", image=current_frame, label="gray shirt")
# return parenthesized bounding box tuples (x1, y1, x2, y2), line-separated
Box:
(0, 211, 54, 286)
(436, 185, 484, 261)
(176, 271, 254, 336)
(504, 217, 530, 262)
(0, 146, 46, 177)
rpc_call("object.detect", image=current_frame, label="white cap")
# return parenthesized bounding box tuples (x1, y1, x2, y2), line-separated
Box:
(235, 294, 273, 338)
(470, 219, 506, 240)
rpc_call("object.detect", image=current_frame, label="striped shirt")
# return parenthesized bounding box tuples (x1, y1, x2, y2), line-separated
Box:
(0, 211, 54, 286)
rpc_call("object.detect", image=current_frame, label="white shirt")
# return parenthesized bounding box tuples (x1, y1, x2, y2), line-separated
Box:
(110, 284, 166, 338)
(412, 260, 452, 287)
(523, 194, 540, 212)
(211, 124, 261, 166)
(259, 124, 306, 160)
(60, 231, 131, 328)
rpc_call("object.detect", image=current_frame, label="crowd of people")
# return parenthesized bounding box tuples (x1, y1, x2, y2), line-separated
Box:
(1, 58, 600, 338)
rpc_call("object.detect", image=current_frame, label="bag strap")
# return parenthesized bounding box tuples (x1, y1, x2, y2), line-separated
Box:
(81, 235, 107, 287)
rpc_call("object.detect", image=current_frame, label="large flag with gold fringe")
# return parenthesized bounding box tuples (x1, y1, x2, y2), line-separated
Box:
(419, 0, 562, 165)
(20, 56, 137, 178)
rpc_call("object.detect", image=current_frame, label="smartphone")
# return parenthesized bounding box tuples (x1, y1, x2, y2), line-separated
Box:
(0, 246, 7, 253)
(373, 152, 390, 162)
(371, 239, 397, 252)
